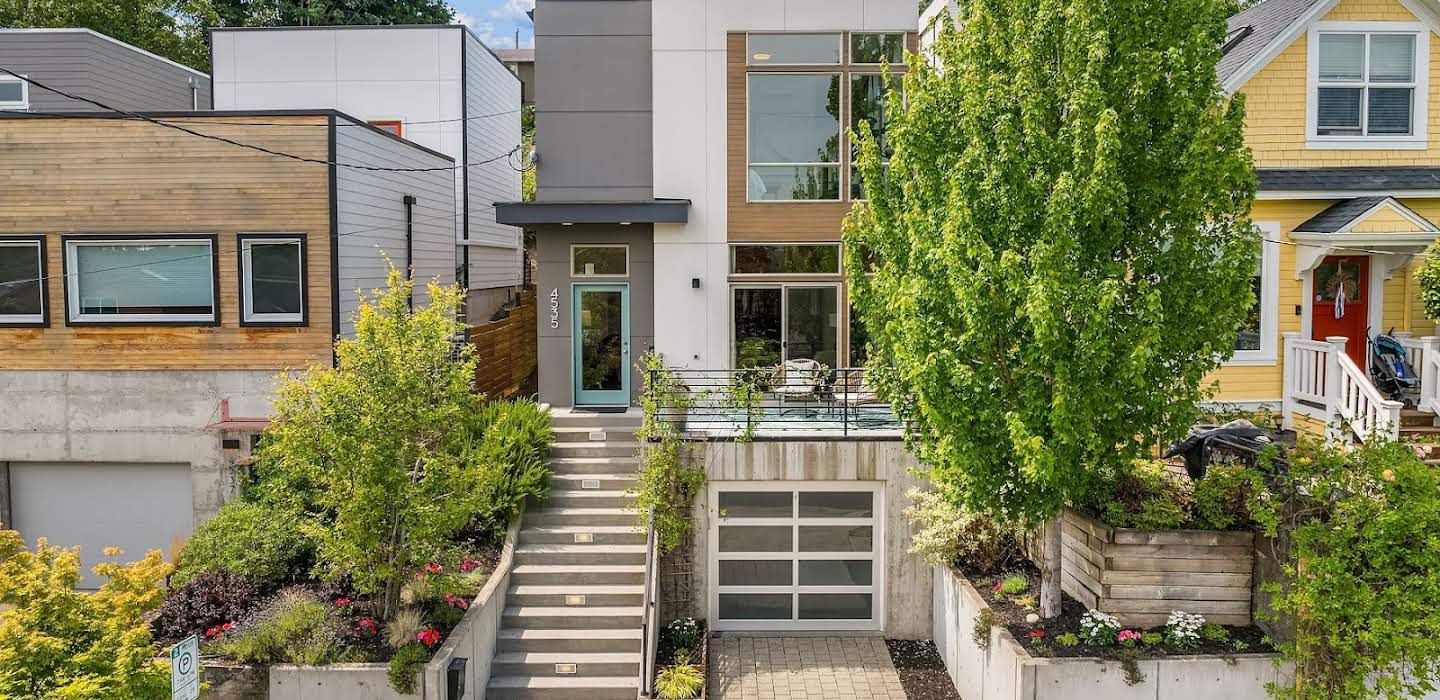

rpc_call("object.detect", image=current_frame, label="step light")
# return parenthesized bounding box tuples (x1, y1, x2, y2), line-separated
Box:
(565, 595, 587, 606)
(555, 663, 577, 675)
(574, 533, 594, 543)
(581, 479, 602, 490)
(588, 430, 607, 441)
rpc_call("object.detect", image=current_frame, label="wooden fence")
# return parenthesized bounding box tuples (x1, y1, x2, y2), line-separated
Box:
(470, 290, 537, 400)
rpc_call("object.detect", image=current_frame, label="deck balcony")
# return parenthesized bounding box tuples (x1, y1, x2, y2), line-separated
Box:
(645, 366, 902, 439)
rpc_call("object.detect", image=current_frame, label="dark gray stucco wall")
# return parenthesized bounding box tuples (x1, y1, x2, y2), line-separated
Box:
(0, 30, 210, 111)
(535, 224, 656, 407)
(532, 0, 652, 202)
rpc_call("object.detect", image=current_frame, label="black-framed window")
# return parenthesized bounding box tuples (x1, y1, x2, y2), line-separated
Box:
(239, 234, 306, 326)
(63, 235, 218, 325)
(0, 235, 46, 326)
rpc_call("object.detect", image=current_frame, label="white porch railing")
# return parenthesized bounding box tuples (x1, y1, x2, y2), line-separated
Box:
(1282, 332, 1402, 442)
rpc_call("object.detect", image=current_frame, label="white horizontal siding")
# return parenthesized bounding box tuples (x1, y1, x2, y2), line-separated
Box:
(463, 31, 524, 291)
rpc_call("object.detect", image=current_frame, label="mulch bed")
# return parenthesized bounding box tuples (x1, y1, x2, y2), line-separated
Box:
(961, 563, 1273, 659)
(885, 639, 962, 700)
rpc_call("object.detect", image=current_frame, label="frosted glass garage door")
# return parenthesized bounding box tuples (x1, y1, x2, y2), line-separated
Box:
(709, 483, 882, 631)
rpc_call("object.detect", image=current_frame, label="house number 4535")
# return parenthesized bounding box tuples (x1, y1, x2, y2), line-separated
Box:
(549, 288, 560, 329)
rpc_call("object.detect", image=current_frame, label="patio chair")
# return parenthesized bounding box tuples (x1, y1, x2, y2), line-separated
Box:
(832, 369, 878, 406)
(769, 359, 824, 401)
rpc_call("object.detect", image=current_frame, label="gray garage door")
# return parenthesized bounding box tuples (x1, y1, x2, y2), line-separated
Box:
(10, 462, 193, 589)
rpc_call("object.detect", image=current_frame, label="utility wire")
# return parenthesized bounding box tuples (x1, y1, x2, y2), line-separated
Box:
(0, 67, 520, 174)
(20, 107, 524, 128)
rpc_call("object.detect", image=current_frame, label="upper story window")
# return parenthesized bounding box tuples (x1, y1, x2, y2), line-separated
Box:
(850, 74, 901, 199)
(748, 73, 843, 201)
(1229, 225, 1280, 365)
(1309, 25, 1429, 148)
(851, 34, 905, 64)
(732, 244, 841, 275)
(240, 234, 305, 325)
(0, 75, 28, 111)
(370, 120, 403, 138)
(0, 237, 45, 326)
(748, 34, 842, 65)
(572, 244, 629, 277)
(64, 236, 217, 325)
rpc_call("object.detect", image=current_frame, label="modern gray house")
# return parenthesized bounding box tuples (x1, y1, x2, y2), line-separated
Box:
(0, 28, 210, 112)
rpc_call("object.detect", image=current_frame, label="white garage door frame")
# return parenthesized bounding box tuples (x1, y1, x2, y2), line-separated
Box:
(707, 481, 885, 632)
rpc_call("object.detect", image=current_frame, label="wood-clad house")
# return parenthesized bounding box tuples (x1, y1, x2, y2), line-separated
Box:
(0, 110, 454, 586)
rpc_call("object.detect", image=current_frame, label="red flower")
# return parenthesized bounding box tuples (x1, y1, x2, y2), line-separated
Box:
(460, 558, 480, 573)
(1028, 630, 1045, 639)
(205, 621, 236, 640)
(994, 581, 1004, 592)
(424, 563, 442, 574)
(417, 628, 442, 646)
(356, 618, 379, 636)
(335, 597, 352, 606)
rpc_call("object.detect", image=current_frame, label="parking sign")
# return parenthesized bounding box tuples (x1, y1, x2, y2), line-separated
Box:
(171, 634, 200, 700)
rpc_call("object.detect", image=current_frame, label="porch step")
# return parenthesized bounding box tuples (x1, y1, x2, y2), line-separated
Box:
(549, 442, 643, 459)
(491, 652, 642, 677)
(501, 605, 643, 629)
(1399, 425, 1440, 438)
(548, 456, 641, 475)
(552, 426, 639, 443)
(545, 490, 633, 509)
(515, 544, 646, 566)
(1401, 409, 1437, 428)
(509, 564, 645, 586)
(485, 675, 638, 700)
(548, 410, 644, 429)
(519, 526, 645, 546)
(507, 584, 645, 607)
(523, 507, 636, 527)
(495, 628, 642, 653)
(550, 473, 638, 491)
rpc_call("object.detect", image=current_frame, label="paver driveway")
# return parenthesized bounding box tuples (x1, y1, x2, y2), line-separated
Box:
(708, 637, 907, 700)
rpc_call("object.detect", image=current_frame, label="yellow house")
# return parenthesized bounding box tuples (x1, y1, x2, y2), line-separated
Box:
(1211, 0, 1440, 439)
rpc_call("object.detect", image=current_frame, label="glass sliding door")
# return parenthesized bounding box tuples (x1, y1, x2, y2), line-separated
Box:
(732, 285, 840, 368)
(572, 283, 630, 406)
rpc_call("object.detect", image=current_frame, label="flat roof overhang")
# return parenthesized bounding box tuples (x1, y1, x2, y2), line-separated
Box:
(494, 199, 690, 226)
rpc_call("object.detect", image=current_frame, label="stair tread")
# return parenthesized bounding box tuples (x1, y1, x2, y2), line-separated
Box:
(551, 473, 637, 481)
(517, 544, 646, 554)
(494, 652, 642, 662)
(509, 584, 644, 594)
(488, 676, 639, 689)
(498, 628, 642, 640)
(1401, 426, 1440, 434)
(547, 490, 632, 498)
(504, 605, 643, 616)
(522, 525, 642, 533)
(511, 564, 646, 574)
(528, 507, 634, 515)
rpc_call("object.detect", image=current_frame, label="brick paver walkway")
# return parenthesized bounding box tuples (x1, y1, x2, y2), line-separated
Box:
(708, 637, 906, 700)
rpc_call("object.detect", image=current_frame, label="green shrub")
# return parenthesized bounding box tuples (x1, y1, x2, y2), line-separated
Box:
(463, 399, 555, 541)
(1200, 623, 1230, 643)
(387, 642, 429, 694)
(905, 487, 1020, 572)
(998, 574, 1028, 596)
(1056, 633, 1080, 647)
(1417, 243, 1440, 323)
(214, 588, 347, 665)
(1192, 464, 1260, 531)
(656, 655, 705, 700)
(173, 501, 316, 588)
(1093, 460, 1191, 531)
(635, 353, 709, 554)
(1141, 632, 1164, 646)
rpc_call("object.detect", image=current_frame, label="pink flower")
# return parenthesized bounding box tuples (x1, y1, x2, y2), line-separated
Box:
(994, 581, 1004, 592)
(460, 558, 480, 573)
(417, 628, 442, 646)
(334, 597, 352, 606)
(445, 594, 470, 610)
(1118, 630, 1142, 643)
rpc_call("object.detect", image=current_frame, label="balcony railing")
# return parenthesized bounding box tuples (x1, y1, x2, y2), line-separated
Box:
(645, 366, 902, 438)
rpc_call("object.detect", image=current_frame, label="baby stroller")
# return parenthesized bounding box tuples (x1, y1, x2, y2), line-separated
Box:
(1370, 330, 1421, 408)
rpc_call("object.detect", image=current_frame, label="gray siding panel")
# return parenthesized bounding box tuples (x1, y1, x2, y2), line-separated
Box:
(334, 117, 457, 336)
(0, 31, 208, 112)
(463, 31, 524, 288)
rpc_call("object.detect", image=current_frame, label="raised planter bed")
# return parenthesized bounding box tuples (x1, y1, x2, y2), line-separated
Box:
(932, 566, 1286, 700)
(1028, 508, 1255, 627)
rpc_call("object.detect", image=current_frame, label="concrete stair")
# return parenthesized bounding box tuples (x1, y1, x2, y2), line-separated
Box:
(487, 408, 647, 700)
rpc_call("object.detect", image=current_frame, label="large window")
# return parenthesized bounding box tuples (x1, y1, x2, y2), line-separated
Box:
(1311, 27, 1427, 145)
(0, 75, 27, 111)
(850, 74, 900, 199)
(851, 33, 905, 64)
(748, 73, 842, 201)
(731, 244, 840, 275)
(710, 483, 883, 632)
(748, 34, 842, 66)
(1230, 225, 1280, 365)
(65, 237, 217, 324)
(240, 234, 305, 325)
(0, 237, 45, 325)
(732, 285, 840, 369)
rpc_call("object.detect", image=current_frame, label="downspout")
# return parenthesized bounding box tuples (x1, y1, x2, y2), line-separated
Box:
(404, 194, 417, 310)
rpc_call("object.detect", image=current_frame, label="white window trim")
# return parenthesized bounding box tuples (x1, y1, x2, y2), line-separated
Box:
(240, 235, 305, 324)
(730, 282, 844, 368)
(65, 237, 216, 324)
(1227, 222, 1282, 366)
(746, 72, 845, 203)
(0, 239, 44, 324)
(570, 243, 629, 278)
(1306, 22, 1430, 149)
(745, 32, 844, 67)
(0, 74, 28, 111)
(708, 481, 885, 632)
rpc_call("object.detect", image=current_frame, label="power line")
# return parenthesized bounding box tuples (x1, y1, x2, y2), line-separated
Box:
(0, 67, 521, 174)
(20, 107, 524, 128)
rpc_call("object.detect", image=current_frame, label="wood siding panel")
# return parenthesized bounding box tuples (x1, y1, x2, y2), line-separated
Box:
(0, 116, 334, 370)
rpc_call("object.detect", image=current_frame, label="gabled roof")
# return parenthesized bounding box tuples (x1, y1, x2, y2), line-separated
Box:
(1295, 196, 1439, 233)
(1218, 0, 1320, 85)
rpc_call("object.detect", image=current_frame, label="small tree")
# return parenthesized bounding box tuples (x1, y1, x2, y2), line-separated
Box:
(255, 270, 486, 618)
(845, 0, 1256, 617)
(0, 531, 172, 699)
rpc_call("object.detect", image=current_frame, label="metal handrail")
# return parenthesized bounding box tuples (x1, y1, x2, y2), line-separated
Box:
(638, 507, 659, 697)
(645, 367, 898, 436)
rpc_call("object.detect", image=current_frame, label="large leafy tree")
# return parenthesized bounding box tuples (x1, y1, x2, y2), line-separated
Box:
(845, 0, 1256, 616)
(0, 0, 217, 71)
(209, 0, 453, 28)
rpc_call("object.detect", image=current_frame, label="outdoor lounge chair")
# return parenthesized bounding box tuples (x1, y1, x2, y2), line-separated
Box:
(832, 369, 878, 406)
(769, 359, 823, 401)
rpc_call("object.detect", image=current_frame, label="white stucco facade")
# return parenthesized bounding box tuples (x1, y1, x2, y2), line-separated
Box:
(649, 0, 918, 368)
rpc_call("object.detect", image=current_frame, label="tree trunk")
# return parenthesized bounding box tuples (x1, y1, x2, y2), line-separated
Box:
(1039, 514, 1063, 619)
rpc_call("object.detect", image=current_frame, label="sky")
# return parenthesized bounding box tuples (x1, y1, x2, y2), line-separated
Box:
(451, 0, 536, 50)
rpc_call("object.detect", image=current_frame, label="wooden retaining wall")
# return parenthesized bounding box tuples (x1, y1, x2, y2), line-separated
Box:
(469, 290, 537, 400)
(1029, 509, 1254, 627)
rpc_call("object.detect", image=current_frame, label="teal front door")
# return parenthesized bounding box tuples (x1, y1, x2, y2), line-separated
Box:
(573, 283, 630, 406)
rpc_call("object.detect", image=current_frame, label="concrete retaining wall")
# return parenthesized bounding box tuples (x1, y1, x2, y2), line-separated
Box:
(932, 566, 1286, 700)
(420, 517, 519, 699)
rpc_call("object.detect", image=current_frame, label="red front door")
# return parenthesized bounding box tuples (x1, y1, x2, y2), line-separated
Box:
(1312, 255, 1369, 367)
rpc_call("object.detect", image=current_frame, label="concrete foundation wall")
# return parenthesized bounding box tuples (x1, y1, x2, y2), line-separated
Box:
(0, 369, 284, 525)
(687, 439, 931, 638)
